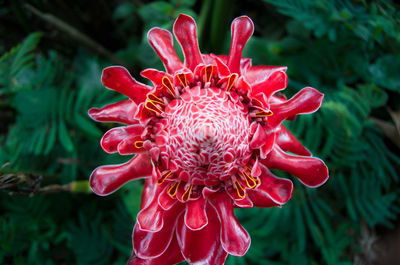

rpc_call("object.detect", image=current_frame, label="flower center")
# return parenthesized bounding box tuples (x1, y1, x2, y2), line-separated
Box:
(158, 87, 252, 186)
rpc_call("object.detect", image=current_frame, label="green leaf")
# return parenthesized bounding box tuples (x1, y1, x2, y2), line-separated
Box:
(58, 120, 74, 152)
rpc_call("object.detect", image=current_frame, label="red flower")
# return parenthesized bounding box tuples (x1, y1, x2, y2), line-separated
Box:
(89, 14, 329, 265)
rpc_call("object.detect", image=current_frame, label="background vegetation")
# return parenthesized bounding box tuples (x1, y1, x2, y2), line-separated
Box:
(1, 0, 400, 264)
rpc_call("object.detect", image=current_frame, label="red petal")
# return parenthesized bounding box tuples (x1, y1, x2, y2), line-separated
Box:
(252, 70, 287, 98)
(88, 99, 138, 124)
(184, 197, 208, 230)
(140, 68, 173, 87)
(269, 87, 324, 127)
(257, 164, 293, 205)
(173, 14, 204, 71)
(137, 185, 165, 232)
(118, 136, 147, 155)
(276, 125, 311, 156)
(134, 203, 184, 259)
(247, 190, 279, 208)
(250, 123, 267, 149)
(227, 16, 254, 74)
(209, 193, 251, 256)
(176, 205, 228, 265)
(128, 235, 184, 265)
(147, 28, 184, 74)
(102, 66, 150, 104)
(89, 154, 151, 196)
(100, 125, 144, 154)
(260, 129, 276, 159)
(244, 65, 287, 87)
(263, 146, 329, 187)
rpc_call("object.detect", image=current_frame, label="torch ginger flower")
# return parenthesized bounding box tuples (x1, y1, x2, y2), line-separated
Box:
(89, 14, 329, 265)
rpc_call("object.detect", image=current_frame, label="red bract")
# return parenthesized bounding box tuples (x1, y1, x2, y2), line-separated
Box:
(89, 14, 329, 265)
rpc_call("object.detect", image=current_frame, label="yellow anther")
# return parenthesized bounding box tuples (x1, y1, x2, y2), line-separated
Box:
(177, 73, 188, 87)
(145, 100, 163, 115)
(182, 184, 193, 201)
(255, 110, 273, 117)
(134, 141, 144, 149)
(162, 76, 175, 97)
(242, 170, 257, 189)
(234, 180, 246, 199)
(157, 170, 172, 185)
(204, 65, 214, 83)
(226, 73, 238, 91)
(147, 93, 165, 105)
(168, 181, 180, 197)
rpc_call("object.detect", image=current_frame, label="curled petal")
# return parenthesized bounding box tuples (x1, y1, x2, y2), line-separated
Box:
(209, 193, 251, 256)
(184, 197, 208, 230)
(247, 190, 280, 208)
(137, 185, 165, 232)
(252, 70, 287, 98)
(176, 205, 228, 265)
(269, 87, 324, 127)
(140, 68, 171, 86)
(227, 16, 254, 74)
(90, 154, 151, 196)
(276, 125, 311, 156)
(134, 203, 184, 259)
(244, 65, 287, 87)
(147, 28, 184, 73)
(129, 235, 184, 265)
(173, 14, 204, 71)
(263, 146, 329, 187)
(102, 66, 151, 104)
(88, 99, 138, 124)
(100, 125, 144, 154)
(250, 123, 267, 149)
(257, 164, 293, 205)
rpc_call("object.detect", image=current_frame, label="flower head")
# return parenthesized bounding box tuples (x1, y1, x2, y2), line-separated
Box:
(89, 14, 329, 265)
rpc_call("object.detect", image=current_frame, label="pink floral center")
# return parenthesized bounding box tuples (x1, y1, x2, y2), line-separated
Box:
(159, 87, 251, 186)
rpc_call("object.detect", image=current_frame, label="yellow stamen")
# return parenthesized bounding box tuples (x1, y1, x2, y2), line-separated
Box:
(182, 184, 193, 201)
(204, 65, 214, 83)
(226, 73, 238, 91)
(134, 141, 144, 149)
(147, 93, 165, 105)
(145, 100, 163, 115)
(177, 73, 188, 87)
(234, 180, 246, 199)
(168, 181, 180, 197)
(157, 170, 172, 185)
(242, 170, 257, 189)
(162, 76, 175, 97)
(255, 110, 273, 117)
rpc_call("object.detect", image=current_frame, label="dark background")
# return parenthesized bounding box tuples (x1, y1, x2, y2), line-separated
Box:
(1, 0, 400, 264)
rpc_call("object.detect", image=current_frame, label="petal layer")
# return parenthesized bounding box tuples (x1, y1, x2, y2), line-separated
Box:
(88, 99, 138, 124)
(262, 146, 329, 187)
(90, 154, 151, 195)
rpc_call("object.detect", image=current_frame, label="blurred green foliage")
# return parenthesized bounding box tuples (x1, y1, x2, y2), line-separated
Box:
(0, 0, 399, 264)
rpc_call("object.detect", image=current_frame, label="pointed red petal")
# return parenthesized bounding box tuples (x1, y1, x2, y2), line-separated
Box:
(173, 14, 203, 71)
(128, 235, 184, 265)
(263, 146, 329, 187)
(102, 66, 150, 104)
(147, 28, 184, 73)
(252, 70, 287, 98)
(134, 203, 184, 259)
(244, 65, 287, 87)
(100, 125, 144, 154)
(88, 99, 138, 124)
(176, 205, 228, 265)
(140, 68, 173, 87)
(250, 123, 267, 149)
(89, 154, 151, 196)
(184, 197, 208, 230)
(257, 164, 293, 205)
(269, 87, 324, 127)
(137, 185, 165, 232)
(209, 193, 251, 256)
(247, 189, 280, 208)
(227, 16, 254, 74)
(276, 125, 312, 156)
